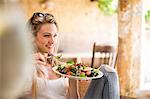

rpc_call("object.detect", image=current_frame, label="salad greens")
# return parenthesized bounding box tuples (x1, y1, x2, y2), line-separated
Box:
(56, 63, 99, 77)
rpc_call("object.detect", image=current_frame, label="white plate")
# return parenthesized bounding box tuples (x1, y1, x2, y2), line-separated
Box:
(52, 66, 103, 80)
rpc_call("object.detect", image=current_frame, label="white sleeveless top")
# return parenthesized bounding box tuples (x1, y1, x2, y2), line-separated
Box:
(24, 65, 68, 99)
(36, 77, 68, 99)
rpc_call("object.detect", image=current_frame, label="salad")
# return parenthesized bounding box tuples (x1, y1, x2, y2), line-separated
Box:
(55, 62, 100, 77)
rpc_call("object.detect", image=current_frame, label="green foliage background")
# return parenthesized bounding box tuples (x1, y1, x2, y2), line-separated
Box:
(145, 11, 150, 22)
(97, 0, 117, 15)
(97, 0, 150, 22)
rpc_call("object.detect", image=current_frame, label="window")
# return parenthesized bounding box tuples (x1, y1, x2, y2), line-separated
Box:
(140, 0, 150, 90)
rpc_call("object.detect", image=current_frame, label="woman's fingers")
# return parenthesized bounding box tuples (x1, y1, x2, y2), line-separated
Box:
(34, 52, 46, 62)
(36, 60, 46, 66)
(34, 53, 47, 66)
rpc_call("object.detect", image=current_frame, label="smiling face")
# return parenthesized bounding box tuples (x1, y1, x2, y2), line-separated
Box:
(35, 23, 58, 54)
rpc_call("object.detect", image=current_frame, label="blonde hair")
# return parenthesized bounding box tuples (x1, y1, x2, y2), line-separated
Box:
(28, 12, 58, 36)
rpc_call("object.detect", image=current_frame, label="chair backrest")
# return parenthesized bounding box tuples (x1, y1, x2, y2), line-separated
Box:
(91, 42, 117, 68)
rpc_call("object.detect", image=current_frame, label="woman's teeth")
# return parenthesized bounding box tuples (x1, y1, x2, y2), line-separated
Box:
(46, 45, 53, 48)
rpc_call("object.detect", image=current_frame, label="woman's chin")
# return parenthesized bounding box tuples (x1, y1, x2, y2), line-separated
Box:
(47, 48, 54, 54)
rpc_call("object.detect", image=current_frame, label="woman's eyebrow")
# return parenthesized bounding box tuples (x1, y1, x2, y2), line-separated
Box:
(43, 32, 52, 35)
(43, 32, 58, 36)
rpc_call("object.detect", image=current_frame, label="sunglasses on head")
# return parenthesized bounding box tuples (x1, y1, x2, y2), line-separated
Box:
(31, 12, 56, 24)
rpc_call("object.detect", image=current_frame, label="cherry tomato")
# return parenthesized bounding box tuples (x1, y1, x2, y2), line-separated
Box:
(86, 71, 91, 75)
(66, 71, 72, 75)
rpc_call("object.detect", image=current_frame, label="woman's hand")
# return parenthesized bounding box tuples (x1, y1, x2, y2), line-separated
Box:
(33, 53, 49, 78)
(34, 52, 47, 66)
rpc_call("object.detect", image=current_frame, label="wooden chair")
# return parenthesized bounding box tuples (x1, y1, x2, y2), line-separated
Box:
(91, 42, 117, 68)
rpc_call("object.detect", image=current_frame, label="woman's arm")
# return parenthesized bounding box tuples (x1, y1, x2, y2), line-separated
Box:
(67, 79, 80, 99)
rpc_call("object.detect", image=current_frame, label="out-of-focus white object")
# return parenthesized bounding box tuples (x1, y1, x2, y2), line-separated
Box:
(137, 90, 150, 99)
(0, 1, 33, 99)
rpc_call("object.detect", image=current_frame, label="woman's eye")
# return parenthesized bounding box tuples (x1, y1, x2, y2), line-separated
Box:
(44, 35, 51, 37)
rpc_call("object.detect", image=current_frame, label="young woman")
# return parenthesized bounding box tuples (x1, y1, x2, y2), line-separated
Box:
(24, 12, 79, 99)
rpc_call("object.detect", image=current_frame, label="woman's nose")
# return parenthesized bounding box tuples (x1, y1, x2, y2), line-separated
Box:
(49, 36, 54, 44)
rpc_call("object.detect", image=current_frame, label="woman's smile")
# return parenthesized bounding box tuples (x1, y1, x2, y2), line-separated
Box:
(46, 44, 54, 49)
